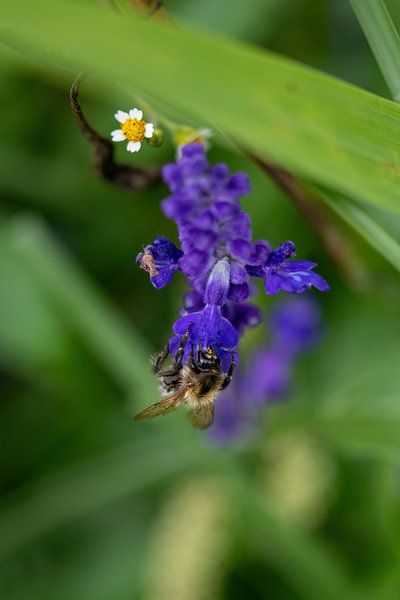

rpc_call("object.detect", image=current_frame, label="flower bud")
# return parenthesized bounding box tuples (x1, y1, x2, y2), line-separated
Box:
(204, 258, 231, 306)
(146, 127, 164, 147)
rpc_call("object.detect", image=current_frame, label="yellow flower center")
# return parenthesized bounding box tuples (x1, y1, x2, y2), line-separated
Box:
(121, 118, 146, 142)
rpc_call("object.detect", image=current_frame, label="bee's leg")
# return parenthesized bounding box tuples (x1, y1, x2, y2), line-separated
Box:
(189, 345, 200, 373)
(157, 366, 180, 378)
(174, 326, 192, 371)
(220, 353, 236, 390)
(153, 342, 170, 375)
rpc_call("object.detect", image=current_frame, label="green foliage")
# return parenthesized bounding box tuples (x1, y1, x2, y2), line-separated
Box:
(1, 0, 400, 215)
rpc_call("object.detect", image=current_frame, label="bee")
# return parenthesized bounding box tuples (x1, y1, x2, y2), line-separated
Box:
(134, 327, 235, 429)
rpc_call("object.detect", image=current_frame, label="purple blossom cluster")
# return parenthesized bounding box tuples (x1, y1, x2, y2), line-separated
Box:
(137, 144, 328, 374)
(209, 296, 322, 443)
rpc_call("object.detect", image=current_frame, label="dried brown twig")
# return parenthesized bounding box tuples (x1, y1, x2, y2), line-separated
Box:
(70, 74, 161, 192)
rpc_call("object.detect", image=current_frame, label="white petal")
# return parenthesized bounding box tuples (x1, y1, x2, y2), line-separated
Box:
(144, 123, 154, 138)
(129, 108, 143, 120)
(111, 129, 126, 142)
(115, 110, 129, 123)
(127, 141, 141, 153)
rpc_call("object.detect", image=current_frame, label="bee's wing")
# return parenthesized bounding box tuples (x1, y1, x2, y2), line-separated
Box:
(134, 386, 188, 422)
(187, 400, 215, 430)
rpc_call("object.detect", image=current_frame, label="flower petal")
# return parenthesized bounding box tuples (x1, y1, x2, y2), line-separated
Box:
(228, 239, 252, 261)
(173, 305, 238, 354)
(127, 141, 141, 153)
(179, 250, 210, 277)
(129, 108, 143, 120)
(144, 123, 154, 138)
(111, 129, 126, 142)
(218, 314, 239, 349)
(264, 272, 284, 295)
(219, 349, 239, 373)
(266, 241, 296, 266)
(228, 283, 250, 302)
(136, 236, 183, 289)
(115, 110, 129, 123)
(230, 263, 248, 284)
(222, 302, 262, 336)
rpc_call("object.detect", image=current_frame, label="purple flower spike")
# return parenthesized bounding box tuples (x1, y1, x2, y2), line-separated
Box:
(270, 296, 322, 354)
(136, 236, 183, 289)
(264, 242, 329, 295)
(245, 349, 292, 404)
(136, 144, 329, 402)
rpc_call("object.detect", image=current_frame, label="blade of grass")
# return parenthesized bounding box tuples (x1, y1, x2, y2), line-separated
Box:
(316, 189, 400, 273)
(3, 217, 154, 399)
(2, 0, 400, 213)
(233, 477, 363, 600)
(349, 0, 400, 101)
(0, 435, 201, 561)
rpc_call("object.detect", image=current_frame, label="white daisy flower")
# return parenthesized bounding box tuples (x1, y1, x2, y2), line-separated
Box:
(111, 108, 154, 152)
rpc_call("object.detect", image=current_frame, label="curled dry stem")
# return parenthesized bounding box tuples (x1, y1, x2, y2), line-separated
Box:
(70, 74, 161, 192)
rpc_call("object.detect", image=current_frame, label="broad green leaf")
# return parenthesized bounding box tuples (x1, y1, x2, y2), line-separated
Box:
(350, 0, 400, 101)
(2, 0, 400, 213)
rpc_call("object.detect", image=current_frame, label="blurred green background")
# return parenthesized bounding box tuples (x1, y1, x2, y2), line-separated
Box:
(1, 1, 400, 599)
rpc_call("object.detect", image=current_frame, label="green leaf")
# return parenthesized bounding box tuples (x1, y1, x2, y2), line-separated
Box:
(2, 0, 400, 213)
(349, 0, 400, 101)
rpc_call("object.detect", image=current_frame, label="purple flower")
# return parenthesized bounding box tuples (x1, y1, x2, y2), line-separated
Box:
(170, 260, 239, 371)
(172, 305, 238, 372)
(136, 236, 183, 289)
(270, 296, 322, 355)
(244, 349, 292, 404)
(263, 241, 329, 295)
